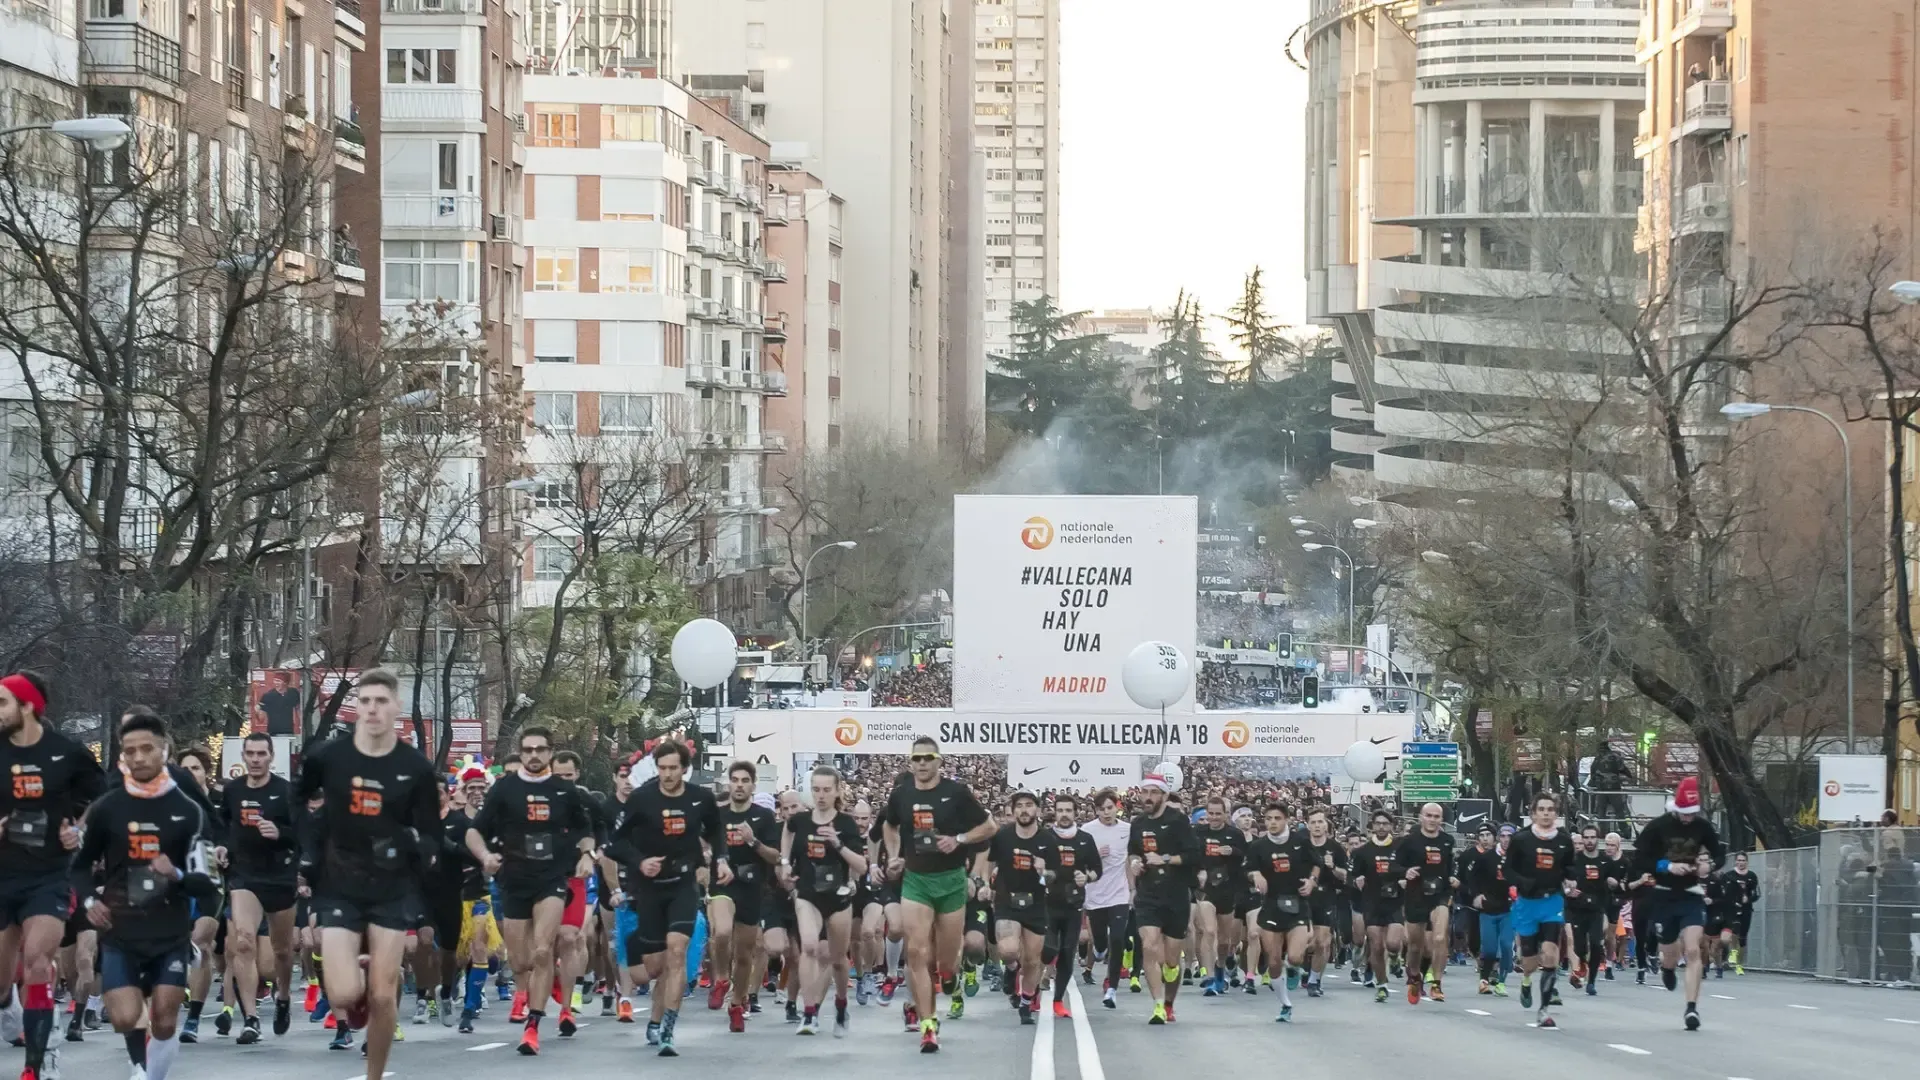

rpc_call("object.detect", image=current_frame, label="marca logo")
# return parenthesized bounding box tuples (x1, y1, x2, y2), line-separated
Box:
(834, 717, 863, 747)
(1020, 516, 1053, 550)
(1222, 720, 1251, 750)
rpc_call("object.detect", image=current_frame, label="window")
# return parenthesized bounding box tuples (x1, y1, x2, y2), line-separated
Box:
(746, 21, 766, 48)
(531, 392, 576, 431)
(601, 394, 653, 433)
(601, 249, 654, 293)
(209, 0, 225, 83)
(383, 240, 472, 302)
(436, 142, 458, 191)
(532, 247, 578, 291)
(185, 134, 200, 225)
(186, 0, 201, 73)
(532, 319, 576, 363)
(605, 321, 661, 365)
(207, 138, 223, 225)
(533, 175, 576, 220)
(249, 14, 263, 99)
(532, 537, 573, 581)
(601, 177, 658, 220)
(531, 104, 578, 147)
(601, 105, 660, 144)
(1735, 134, 1748, 185)
(386, 48, 456, 84)
(530, 478, 576, 508)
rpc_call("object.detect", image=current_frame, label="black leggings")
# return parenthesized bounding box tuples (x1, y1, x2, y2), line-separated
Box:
(1568, 908, 1605, 973)
(1086, 905, 1133, 988)
(1045, 909, 1081, 1001)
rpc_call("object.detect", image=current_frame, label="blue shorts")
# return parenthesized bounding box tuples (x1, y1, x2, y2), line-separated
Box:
(102, 942, 192, 995)
(1646, 891, 1707, 946)
(613, 907, 639, 968)
(1511, 894, 1565, 938)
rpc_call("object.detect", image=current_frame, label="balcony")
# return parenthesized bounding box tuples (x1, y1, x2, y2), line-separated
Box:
(385, 192, 483, 230)
(282, 100, 314, 153)
(334, 1, 366, 48)
(688, 296, 720, 321)
(382, 87, 484, 124)
(1676, 182, 1729, 236)
(687, 159, 713, 187)
(333, 117, 367, 172)
(761, 254, 787, 281)
(1677, 79, 1731, 139)
(763, 190, 790, 225)
(1633, 109, 1660, 158)
(83, 21, 182, 88)
(333, 235, 366, 295)
(761, 369, 788, 395)
(1673, 282, 1730, 336)
(685, 228, 711, 253)
(385, 0, 482, 12)
(746, 430, 788, 454)
(1676, 0, 1733, 38)
(686, 363, 722, 387)
(763, 311, 788, 341)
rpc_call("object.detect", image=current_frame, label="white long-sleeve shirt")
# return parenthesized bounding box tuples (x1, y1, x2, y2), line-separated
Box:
(1081, 819, 1133, 909)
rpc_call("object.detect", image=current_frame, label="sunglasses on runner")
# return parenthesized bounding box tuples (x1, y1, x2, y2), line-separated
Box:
(910, 753, 940, 763)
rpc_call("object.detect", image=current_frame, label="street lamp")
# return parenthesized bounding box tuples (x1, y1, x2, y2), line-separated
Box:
(1352, 518, 1380, 529)
(1420, 550, 1452, 565)
(0, 116, 133, 150)
(1301, 541, 1357, 655)
(1720, 399, 1856, 752)
(800, 540, 858, 651)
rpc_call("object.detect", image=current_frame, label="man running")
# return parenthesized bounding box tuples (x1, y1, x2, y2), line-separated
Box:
(607, 739, 727, 1056)
(1464, 823, 1514, 996)
(781, 766, 867, 1036)
(1631, 777, 1725, 1029)
(1195, 795, 1243, 997)
(1566, 824, 1615, 995)
(1042, 793, 1100, 1018)
(72, 710, 219, 1080)
(294, 667, 441, 1080)
(984, 790, 1054, 1025)
(0, 671, 107, 1080)
(220, 732, 302, 1043)
(1349, 810, 1404, 1004)
(1715, 852, 1757, 976)
(1080, 789, 1132, 1009)
(1246, 803, 1313, 1022)
(466, 726, 597, 1054)
(709, 761, 778, 1031)
(1300, 807, 1347, 997)
(1395, 802, 1456, 1004)
(1505, 793, 1575, 1027)
(1600, 832, 1629, 978)
(880, 736, 993, 1052)
(1127, 769, 1198, 1026)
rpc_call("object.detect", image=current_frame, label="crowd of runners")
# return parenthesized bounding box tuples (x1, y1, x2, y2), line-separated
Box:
(0, 667, 1757, 1080)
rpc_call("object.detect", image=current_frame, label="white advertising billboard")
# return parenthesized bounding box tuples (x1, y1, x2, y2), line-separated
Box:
(1007, 754, 1141, 790)
(1817, 754, 1887, 822)
(744, 708, 1413, 758)
(952, 495, 1197, 714)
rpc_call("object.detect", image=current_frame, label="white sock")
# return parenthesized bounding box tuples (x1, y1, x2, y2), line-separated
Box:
(885, 938, 904, 976)
(1276, 977, 1293, 1007)
(86, 995, 102, 1012)
(146, 1033, 181, 1080)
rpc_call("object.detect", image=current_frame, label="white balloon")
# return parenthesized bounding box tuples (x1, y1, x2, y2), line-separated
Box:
(1121, 641, 1190, 710)
(670, 618, 737, 689)
(1152, 760, 1184, 793)
(1343, 740, 1387, 783)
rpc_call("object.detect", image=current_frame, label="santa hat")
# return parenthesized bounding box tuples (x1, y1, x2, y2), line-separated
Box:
(1140, 772, 1170, 793)
(1667, 776, 1702, 815)
(458, 765, 488, 784)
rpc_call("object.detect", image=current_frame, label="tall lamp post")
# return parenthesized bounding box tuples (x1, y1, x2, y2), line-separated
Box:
(1720, 400, 1855, 752)
(1302, 541, 1357, 668)
(800, 540, 858, 655)
(0, 117, 132, 148)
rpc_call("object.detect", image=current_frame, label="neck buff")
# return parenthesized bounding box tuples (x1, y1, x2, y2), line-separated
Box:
(122, 762, 178, 799)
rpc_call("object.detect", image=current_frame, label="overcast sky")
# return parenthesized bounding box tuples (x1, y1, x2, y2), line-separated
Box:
(1058, 0, 1310, 330)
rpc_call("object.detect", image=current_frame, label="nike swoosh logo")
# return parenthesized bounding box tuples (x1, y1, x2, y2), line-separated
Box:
(1370, 735, 1396, 745)
(1023, 767, 1046, 776)
(746, 732, 774, 743)
(49, 755, 64, 761)
(1458, 812, 1486, 823)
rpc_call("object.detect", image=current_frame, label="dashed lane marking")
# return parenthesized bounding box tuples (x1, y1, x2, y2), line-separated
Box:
(466, 1041, 508, 1051)
(1608, 1044, 1652, 1056)
(1710, 994, 1737, 1000)
(1886, 1018, 1919, 1025)
(1465, 1009, 1491, 1016)
(1787, 1004, 1818, 1010)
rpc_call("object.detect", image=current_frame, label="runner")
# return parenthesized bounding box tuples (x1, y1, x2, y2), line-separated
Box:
(880, 735, 994, 1052)
(170, 745, 224, 1044)
(1600, 832, 1630, 978)
(293, 667, 441, 1080)
(71, 710, 218, 1080)
(1711, 852, 1757, 977)
(219, 732, 302, 1043)
(1127, 768, 1199, 1026)
(1245, 803, 1314, 1022)
(1463, 823, 1514, 996)
(780, 765, 867, 1036)
(467, 726, 598, 1054)
(1042, 792, 1100, 1018)
(1395, 802, 1457, 1004)
(984, 790, 1054, 1025)
(1505, 793, 1575, 1028)
(709, 761, 779, 1032)
(0, 670, 107, 1080)
(548, 751, 603, 1024)
(1629, 777, 1726, 1030)
(606, 739, 727, 1056)
(848, 799, 888, 1006)
(1300, 807, 1347, 997)
(1079, 789, 1132, 1009)
(1349, 810, 1404, 1004)
(1566, 825, 1615, 995)
(755, 789, 802, 1025)
(1195, 795, 1242, 997)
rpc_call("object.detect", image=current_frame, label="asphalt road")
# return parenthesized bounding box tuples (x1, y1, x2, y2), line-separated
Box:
(20, 968, 1918, 1080)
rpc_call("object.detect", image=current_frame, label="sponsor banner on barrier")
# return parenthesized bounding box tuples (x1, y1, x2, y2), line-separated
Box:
(735, 708, 1414, 758)
(1007, 754, 1141, 790)
(952, 495, 1198, 715)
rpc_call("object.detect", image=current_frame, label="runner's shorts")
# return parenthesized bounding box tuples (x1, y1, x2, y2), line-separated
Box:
(562, 877, 589, 929)
(901, 868, 969, 916)
(1133, 894, 1192, 939)
(710, 881, 765, 929)
(1646, 891, 1707, 946)
(1511, 894, 1566, 939)
(0, 872, 75, 931)
(628, 878, 700, 955)
(316, 890, 419, 934)
(498, 876, 572, 921)
(457, 897, 503, 958)
(1256, 904, 1312, 936)
(101, 941, 192, 995)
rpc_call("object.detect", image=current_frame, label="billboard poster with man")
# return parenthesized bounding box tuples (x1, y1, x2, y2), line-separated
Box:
(248, 669, 306, 736)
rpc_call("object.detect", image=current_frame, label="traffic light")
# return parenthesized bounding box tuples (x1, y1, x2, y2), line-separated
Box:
(1302, 675, 1319, 708)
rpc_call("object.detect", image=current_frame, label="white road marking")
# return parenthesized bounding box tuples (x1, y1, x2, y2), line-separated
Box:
(1787, 1004, 1818, 1010)
(1465, 1008, 1491, 1016)
(1887, 1018, 1920, 1025)
(1710, 994, 1737, 1000)
(1064, 982, 1106, 1080)
(345, 1073, 394, 1080)
(1608, 1044, 1652, 1056)
(466, 1042, 508, 1051)
(1030, 981, 1055, 1080)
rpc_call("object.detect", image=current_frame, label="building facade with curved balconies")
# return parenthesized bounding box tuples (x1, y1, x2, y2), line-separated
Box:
(1305, 0, 1644, 500)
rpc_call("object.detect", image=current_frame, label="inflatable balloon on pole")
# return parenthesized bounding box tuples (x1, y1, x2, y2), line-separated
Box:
(1122, 640, 1190, 763)
(1343, 740, 1388, 784)
(666, 617, 735, 990)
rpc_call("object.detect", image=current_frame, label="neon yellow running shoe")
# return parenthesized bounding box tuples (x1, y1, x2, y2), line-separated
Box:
(1148, 1001, 1166, 1025)
(947, 993, 965, 1020)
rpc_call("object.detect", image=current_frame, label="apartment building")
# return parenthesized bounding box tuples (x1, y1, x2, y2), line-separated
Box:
(676, 0, 977, 450)
(972, 0, 1057, 369)
(520, 71, 784, 634)
(762, 164, 840, 463)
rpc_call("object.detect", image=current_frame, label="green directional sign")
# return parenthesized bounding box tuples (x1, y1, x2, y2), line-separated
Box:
(1399, 741, 1461, 802)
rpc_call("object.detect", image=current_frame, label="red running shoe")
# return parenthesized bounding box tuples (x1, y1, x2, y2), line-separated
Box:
(1052, 1000, 1070, 1019)
(707, 978, 729, 1011)
(508, 991, 528, 1024)
(728, 1004, 746, 1033)
(516, 1025, 540, 1055)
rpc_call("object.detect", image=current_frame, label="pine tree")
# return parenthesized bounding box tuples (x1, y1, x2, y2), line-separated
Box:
(1221, 267, 1289, 383)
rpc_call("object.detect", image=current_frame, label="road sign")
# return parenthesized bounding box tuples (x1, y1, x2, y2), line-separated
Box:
(1400, 741, 1461, 802)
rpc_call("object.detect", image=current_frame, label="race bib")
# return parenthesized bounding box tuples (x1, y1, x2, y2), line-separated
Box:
(1271, 856, 1291, 874)
(526, 801, 551, 823)
(1142, 834, 1159, 855)
(1012, 849, 1033, 872)
(1425, 849, 1442, 865)
(912, 808, 935, 832)
(662, 813, 686, 836)
(1534, 849, 1556, 870)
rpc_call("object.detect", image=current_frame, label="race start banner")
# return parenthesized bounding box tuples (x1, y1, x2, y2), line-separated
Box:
(952, 495, 1197, 715)
(1006, 753, 1141, 790)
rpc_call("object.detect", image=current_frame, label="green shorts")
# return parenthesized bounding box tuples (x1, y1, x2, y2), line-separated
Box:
(900, 868, 970, 916)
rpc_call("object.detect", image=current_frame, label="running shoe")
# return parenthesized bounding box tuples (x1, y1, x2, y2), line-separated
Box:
(1053, 1000, 1070, 1019)
(785, 998, 800, 1024)
(1734, 963, 1745, 976)
(902, 1004, 918, 1031)
(1537, 1009, 1556, 1029)
(1349, 968, 1363, 985)
(1521, 982, 1533, 1009)
(1102, 987, 1116, 1009)
(657, 1018, 678, 1056)
(854, 973, 872, 1006)
(214, 1007, 233, 1037)
(309, 995, 329, 1023)
(919, 1017, 940, 1053)
(1243, 980, 1258, 996)
(964, 969, 979, 997)
(645, 1020, 661, 1046)
(947, 993, 965, 1020)
(600, 993, 616, 1018)
(327, 1025, 352, 1051)
(879, 978, 896, 1005)
(516, 1025, 540, 1055)
(797, 1012, 818, 1035)
(1569, 970, 1584, 990)
(179, 1016, 199, 1044)
(1429, 983, 1446, 1003)
(508, 992, 528, 1024)
(1275, 1004, 1293, 1023)
(1374, 986, 1389, 1004)
(1164, 1003, 1176, 1023)
(1128, 975, 1142, 993)
(1684, 1004, 1701, 1031)
(707, 979, 729, 1011)
(1585, 981, 1598, 997)
(1148, 1002, 1166, 1025)
(1017, 998, 1034, 1026)
(458, 1010, 475, 1033)
(1604, 964, 1615, 981)
(833, 1003, 849, 1039)
(728, 1004, 746, 1033)
(617, 1000, 635, 1023)
(1202, 978, 1220, 998)
(1662, 967, 1677, 992)
(1478, 979, 1491, 995)
(236, 1016, 262, 1045)
(557, 1007, 576, 1037)
(1286, 968, 1300, 991)
(1491, 980, 1508, 998)
(274, 998, 293, 1036)
(1406, 979, 1420, 1005)
(82, 1009, 100, 1033)
(413, 998, 428, 1025)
